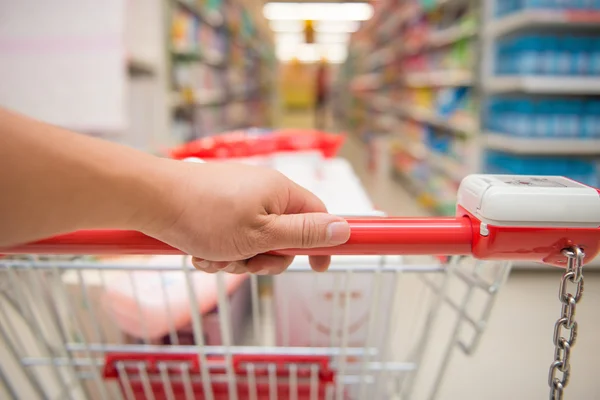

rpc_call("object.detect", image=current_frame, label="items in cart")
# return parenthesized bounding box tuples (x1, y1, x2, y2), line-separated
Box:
(484, 150, 599, 187)
(99, 255, 249, 343)
(274, 256, 397, 347)
(169, 129, 346, 160)
(496, 35, 600, 76)
(486, 97, 600, 138)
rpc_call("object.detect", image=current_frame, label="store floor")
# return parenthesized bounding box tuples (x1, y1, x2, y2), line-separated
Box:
(277, 107, 600, 399)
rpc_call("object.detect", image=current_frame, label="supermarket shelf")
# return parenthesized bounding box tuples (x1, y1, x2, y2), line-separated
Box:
(485, 76, 600, 94)
(434, 0, 471, 10)
(379, 3, 419, 39)
(402, 142, 465, 182)
(403, 70, 473, 88)
(396, 104, 477, 135)
(365, 44, 401, 70)
(171, 90, 227, 108)
(485, 10, 600, 37)
(175, 0, 224, 28)
(127, 58, 155, 76)
(231, 85, 261, 101)
(350, 73, 385, 92)
(391, 168, 454, 216)
(171, 49, 226, 67)
(403, 24, 477, 58)
(428, 24, 477, 48)
(484, 132, 600, 155)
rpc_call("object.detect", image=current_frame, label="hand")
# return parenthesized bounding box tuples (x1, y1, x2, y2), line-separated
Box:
(142, 160, 351, 274)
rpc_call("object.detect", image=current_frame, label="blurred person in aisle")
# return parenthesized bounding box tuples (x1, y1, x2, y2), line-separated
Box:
(315, 57, 329, 130)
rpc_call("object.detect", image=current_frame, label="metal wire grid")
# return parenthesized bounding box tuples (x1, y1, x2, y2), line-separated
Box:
(0, 255, 510, 400)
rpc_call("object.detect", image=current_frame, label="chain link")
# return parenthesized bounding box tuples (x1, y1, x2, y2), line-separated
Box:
(548, 247, 585, 400)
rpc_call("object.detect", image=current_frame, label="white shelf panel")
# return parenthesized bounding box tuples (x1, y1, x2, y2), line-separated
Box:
(428, 25, 477, 48)
(403, 142, 466, 182)
(397, 105, 478, 135)
(485, 76, 600, 94)
(485, 10, 600, 37)
(404, 70, 473, 87)
(484, 132, 600, 155)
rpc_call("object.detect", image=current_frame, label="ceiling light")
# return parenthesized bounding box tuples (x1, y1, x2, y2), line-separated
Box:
(263, 2, 374, 22)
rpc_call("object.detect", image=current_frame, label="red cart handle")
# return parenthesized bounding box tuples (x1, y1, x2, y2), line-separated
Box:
(5, 215, 599, 266)
(0, 217, 474, 256)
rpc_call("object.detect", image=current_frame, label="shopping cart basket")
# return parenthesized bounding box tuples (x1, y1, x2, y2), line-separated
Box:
(1, 174, 598, 400)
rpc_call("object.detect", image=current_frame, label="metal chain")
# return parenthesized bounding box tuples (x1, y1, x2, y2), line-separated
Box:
(548, 247, 585, 400)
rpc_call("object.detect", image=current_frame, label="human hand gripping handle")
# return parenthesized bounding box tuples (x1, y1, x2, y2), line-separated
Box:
(138, 161, 351, 274)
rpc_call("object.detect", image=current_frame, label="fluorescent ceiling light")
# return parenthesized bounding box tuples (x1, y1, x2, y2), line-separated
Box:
(264, 2, 373, 22)
(270, 20, 361, 33)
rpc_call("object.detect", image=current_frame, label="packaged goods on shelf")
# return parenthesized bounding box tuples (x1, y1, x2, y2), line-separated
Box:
(486, 97, 600, 138)
(496, 35, 600, 76)
(484, 150, 599, 187)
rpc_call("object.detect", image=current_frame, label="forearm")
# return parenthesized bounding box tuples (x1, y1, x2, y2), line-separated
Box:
(0, 108, 170, 246)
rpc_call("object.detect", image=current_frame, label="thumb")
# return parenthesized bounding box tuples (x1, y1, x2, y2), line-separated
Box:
(264, 213, 350, 250)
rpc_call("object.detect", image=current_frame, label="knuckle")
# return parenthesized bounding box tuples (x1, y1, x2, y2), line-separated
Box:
(301, 217, 322, 248)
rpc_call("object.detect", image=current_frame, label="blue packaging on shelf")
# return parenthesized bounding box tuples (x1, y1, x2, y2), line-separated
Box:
(575, 37, 592, 75)
(584, 101, 600, 138)
(592, 38, 600, 75)
(519, 36, 539, 75)
(515, 99, 534, 136)
(484, 151, 599, 187)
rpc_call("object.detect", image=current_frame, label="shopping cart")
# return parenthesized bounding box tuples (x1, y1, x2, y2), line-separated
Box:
(1, 173, 598, 400)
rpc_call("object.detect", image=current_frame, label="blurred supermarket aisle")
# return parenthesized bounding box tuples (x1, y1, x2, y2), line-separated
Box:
(278, 107, 427, 216)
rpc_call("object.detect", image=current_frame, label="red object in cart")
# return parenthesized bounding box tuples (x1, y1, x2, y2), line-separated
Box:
(169, 130, 346, 160)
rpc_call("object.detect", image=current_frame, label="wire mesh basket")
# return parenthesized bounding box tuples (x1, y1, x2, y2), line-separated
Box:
(0, 253, 510, 400)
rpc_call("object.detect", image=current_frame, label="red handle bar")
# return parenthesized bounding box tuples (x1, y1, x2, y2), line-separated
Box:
(0, 218, 474, 256)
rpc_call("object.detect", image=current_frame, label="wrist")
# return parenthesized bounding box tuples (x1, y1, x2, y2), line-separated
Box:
(127, 157, 193, 235)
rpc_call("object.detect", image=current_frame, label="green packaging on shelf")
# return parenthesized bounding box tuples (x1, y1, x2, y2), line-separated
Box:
(205, 0, 222, 11)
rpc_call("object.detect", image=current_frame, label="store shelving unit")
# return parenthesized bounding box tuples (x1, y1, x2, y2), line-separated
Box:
(485, 76, 600, 94)
(337, 0, 480, 215)
(167, 0, 275, 142)
(483, 9, 600, 36)
(480, 5, 600, 187)
(339, 0, 600, 215)
(484, 133, 600, 155)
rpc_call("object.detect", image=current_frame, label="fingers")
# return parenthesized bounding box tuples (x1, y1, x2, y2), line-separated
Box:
(260, 213, 350, 251)
(309, 255, 331, 272)
(284, 180, 328, 214)
(192, 254, 295, 275)
(246, 254, 294, 274)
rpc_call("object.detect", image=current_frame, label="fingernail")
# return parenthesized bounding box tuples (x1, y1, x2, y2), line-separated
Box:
(326, 221, 351, 245)
(256, 270, 270, 275)
(192, 259, 208, 270)
(223, 264, 237, 273)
